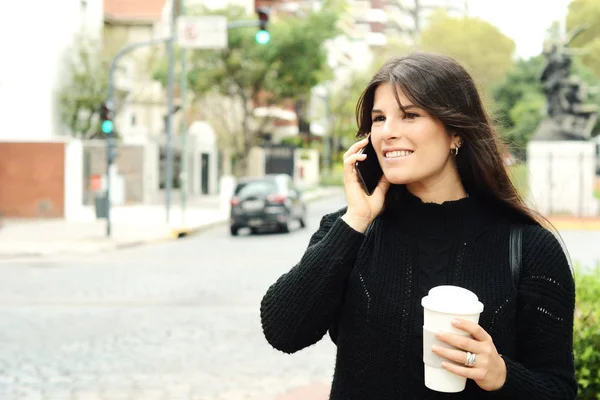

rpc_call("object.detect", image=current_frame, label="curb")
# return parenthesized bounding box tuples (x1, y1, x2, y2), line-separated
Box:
(170, 218, 229, 239)
(0, 187, 343, 261)
(170, 186, 343, 239)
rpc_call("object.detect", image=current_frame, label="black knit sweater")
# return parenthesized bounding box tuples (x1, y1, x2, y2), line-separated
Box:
(260, 189, 577, 399)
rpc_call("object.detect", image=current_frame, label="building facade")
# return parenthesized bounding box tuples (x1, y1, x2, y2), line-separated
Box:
(0, 0, 103, 140)
(103, 0, 172, 142)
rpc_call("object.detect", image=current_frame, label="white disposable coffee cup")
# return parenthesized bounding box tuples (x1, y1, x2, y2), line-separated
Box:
(421, 285, 484, 393)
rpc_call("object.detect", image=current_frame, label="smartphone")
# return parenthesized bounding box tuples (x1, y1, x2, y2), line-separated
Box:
(355, 135, 383, 195)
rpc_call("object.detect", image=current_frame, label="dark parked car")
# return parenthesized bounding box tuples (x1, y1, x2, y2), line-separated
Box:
(229, 174, 307, 236)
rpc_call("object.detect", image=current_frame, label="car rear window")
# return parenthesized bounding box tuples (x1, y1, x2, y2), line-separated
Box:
(235, 180, 278, 198)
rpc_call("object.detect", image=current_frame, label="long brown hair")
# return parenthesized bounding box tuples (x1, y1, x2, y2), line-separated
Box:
(355, 52, 545, 227)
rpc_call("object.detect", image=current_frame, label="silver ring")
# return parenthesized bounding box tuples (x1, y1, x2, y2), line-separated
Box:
(465, 351, 476, 367)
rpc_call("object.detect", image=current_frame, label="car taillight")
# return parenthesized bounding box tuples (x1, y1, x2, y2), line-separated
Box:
(267, 194, 287, 204)
(231, 197, 241, 206)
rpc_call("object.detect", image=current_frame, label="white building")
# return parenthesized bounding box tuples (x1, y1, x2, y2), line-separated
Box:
(0, 0, 104, 141)
(342, 0, 468, 47)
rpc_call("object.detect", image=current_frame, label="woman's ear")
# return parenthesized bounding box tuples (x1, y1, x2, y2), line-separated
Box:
(453, 134, 463, 150)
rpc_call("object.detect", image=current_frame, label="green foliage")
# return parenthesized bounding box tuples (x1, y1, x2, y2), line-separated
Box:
(323, 37, 411, 165)
(491, 56, 544, 158)
(506, 92, 546, 156)
(509, 163, 529, 198)
(329, 70, 371, 143)
(492, 40, 600, 158)
(370, 38, 412, 73)
(58, 34, 109, 139)
(154, 5, 339, 174)
(418, 10, 515, 90)
(573, 264, 600, 399)
(567, 0, 600, 77)
(320, 161, 344, 187)
(280, 135, 320, 149)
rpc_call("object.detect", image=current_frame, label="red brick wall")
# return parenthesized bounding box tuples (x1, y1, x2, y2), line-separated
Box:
(0, 142, 65, 218)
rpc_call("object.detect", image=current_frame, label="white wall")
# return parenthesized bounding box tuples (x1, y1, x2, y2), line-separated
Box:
(188, 121, 219, 195)
(247, 147, 266, 177)
(294, 149, 320, 189)
(144, 142, 160, 204)
(528, 140, 599, 217)
(0, 0, 103, 141)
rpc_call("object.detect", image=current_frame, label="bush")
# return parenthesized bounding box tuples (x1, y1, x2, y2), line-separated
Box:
(574, 263, 600, 399)
(320, 163, 344, 187)
(509, 163, 529, 198)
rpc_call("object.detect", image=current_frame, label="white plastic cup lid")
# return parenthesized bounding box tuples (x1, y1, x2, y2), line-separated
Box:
(421, 285, 484, 315)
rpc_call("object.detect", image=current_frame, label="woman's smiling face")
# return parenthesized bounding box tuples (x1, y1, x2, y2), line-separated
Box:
(370, 82, 460, 187)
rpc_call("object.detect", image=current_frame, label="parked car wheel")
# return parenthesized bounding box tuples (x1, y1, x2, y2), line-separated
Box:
(230, 226, 239, 236)
(278, 218, 292, 234)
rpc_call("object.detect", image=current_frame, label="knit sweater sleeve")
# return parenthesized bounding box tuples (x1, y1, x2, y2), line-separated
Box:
(491, 225, 577, 399)
(260, 208, 365, 354)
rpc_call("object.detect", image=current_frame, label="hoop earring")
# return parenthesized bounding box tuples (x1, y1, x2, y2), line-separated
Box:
(452, 147, 459, 156)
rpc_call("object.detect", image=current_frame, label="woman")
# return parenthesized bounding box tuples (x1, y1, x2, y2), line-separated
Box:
(260, 53, 576, 399)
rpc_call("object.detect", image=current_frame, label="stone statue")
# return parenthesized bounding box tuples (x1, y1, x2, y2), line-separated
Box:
(534, 25, 598, 141)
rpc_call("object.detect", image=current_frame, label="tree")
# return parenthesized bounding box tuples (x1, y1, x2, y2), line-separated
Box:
(58, 34, 109, 139)
(325, 37, 412, 162)
(370, 37, 412, 73)
(492, 51, 600, 159)
(566, 0, 600, 77)
(418, 10, 515, 92)
(154, 4, 340, 175)
(491, 56, 546, 158)
(328, 70, 371, 157)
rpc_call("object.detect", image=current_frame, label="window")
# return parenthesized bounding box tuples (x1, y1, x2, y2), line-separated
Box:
(235, 180, 278, 198)
(131, 114, 137, 126)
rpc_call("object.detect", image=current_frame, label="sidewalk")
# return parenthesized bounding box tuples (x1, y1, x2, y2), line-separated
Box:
(547, 216, 600, 231)
(274, 383, 330, 400)
(0, 186, 342, 259)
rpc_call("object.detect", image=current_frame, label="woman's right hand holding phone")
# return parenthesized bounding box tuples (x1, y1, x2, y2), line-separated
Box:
(341, 137, 390, 233)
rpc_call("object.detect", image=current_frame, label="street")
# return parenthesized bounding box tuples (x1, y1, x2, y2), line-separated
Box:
(1, 193, 599, 400)
(0, 195, 345, 400)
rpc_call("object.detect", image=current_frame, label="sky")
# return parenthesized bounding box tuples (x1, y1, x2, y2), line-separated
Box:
(466, 0, 573, 59)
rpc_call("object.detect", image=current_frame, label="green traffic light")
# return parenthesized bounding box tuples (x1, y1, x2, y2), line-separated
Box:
(255, 30, 270, 44)
(101, 120, 114, 134)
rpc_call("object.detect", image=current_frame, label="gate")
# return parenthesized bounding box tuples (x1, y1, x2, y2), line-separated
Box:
(263, 144, 295, 177)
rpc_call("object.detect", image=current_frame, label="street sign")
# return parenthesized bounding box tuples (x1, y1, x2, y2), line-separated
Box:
(176, 16, 228, 49)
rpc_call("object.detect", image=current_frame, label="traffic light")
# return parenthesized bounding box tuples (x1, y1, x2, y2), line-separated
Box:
(108, 143, 119, 164)
(255, 7, 270, 44)
(100, 101, 114, 135)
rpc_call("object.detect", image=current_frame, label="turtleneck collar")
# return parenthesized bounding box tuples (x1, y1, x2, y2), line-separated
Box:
(383, 185, 493, 240)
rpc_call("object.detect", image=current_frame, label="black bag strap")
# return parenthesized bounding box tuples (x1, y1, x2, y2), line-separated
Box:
(509, 225, 523, 290)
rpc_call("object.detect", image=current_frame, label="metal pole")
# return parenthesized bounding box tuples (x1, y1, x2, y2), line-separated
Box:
(548, 152, 553, 215)
(102, 19, 261, 236)
(323, 86, 331, 177)
(165, 0, 176, 224)
(106, 136, 114, 237)
(106, 37, 170, 237)
(579, 152, 584, 216)
(179, 0, 188, 226)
